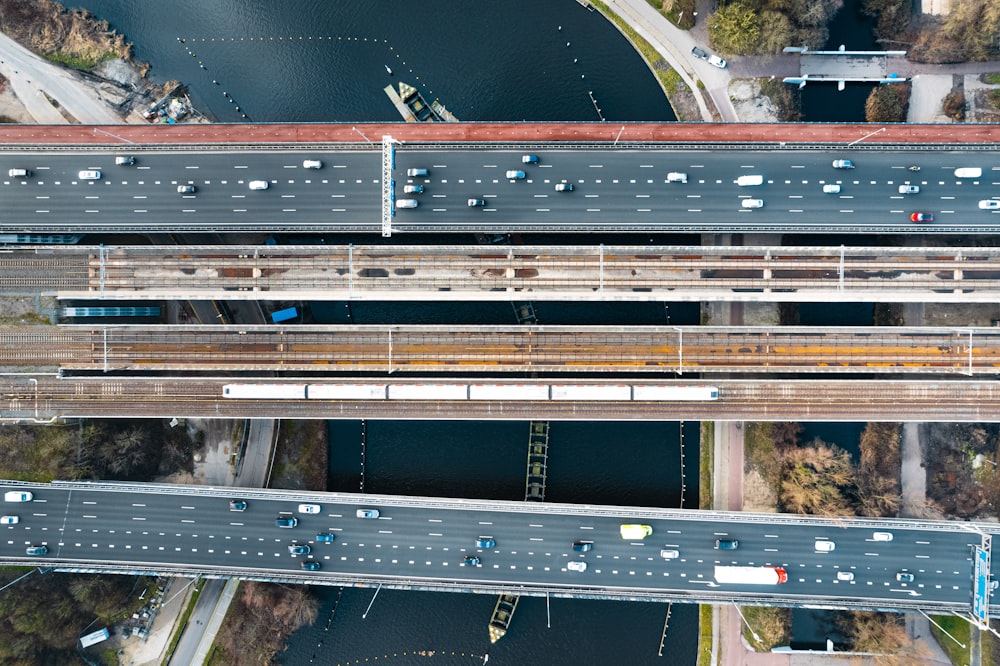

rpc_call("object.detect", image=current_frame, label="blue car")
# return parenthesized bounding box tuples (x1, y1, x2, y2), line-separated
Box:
(316, 533, 335, 543)
(475, 537, 496, 549)
(300, 560, 321, 571)
(275, 516, 298, 528)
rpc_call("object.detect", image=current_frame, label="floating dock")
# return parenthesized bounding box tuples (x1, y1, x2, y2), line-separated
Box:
(383, 81, 458, 122)
(525, 421, 550, 501)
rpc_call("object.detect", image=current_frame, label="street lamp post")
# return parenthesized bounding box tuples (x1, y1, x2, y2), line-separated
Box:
(732, 603, 762, 645)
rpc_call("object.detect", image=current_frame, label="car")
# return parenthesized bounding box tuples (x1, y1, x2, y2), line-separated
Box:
(276, 515, 298, 528)
(708, 54, 727, 69)
(356, 508, 380, 519)
(832, 160, 854, 169)
(741, 199, 764, 209)
(979, 200, 1000, 209)
(248, 180, 269, 190)
(229, 499, 247, 512)
(316, 533, 335, 543)
(898, 185, 920, 194)
(300, 560, 321, 571)
(26, 545, 47, 556)
(7, 168, 29, 177)
(554, 182, 574, 192)
(298, 504, 320, 514)
(467, 198, 486, 207)
(955, 167, 982, 179)
(714, 539, 739, 550)
(837, 571, 855, 582)
(4, 491, 32, 502)
(302, 159, 323, 169)
(288, 543, 311, 555)
(572, 541, 593, 552)
(910, 212, 934, 223)
(403, 184, 424, 194)
(660, 549, 680, 560)
(736, 175, 763, 186)
(177, 185, 197, 194)
(115, 156, 135, 166)
(505, 170, 526, 180)
(667, 172, 688, 183)
(691, 46, 708, 60)
(822, 184, 841, 194)
(521, 155, 540, 164)
(815, 540, 836, 552)
(0, 515, 18, 525)
(78, 170, 101, 180)
(464, 554, 481, 566)
(620, 524, 653, 539)
(406, 168, 429, 177)
(475, 537, 496, 549)
(567, 561, 587, 572)
(896, 572, 914, 583)
(872, 532, 893, 542)
(396, 199, 418, 208)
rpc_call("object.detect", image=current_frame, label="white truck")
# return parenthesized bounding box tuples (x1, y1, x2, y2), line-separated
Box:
(619, 524, 653, 540)
(714, 565, 788, 585)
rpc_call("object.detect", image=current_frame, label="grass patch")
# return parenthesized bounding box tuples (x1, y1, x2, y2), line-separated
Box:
(743, 422, 780, 490)
(697, 604, 714, 666)
(930, 614, 970, 666)
(163, 580, 204, 665)
(741, 606, 791, 651)
(700, 421, 714, 509)
(46, 49, 118, 71)
(986, 72, 1000, 84)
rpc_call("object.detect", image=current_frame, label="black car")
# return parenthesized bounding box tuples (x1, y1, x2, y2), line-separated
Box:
(691, 46, 708, 60)
(301, 560, 321, 571)
(572, 541, 593, 552)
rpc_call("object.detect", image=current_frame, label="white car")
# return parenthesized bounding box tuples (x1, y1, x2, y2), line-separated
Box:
(0, 515, 18, 525)
(708, 54, 727, 69)
(815, 540, 836, 552)
(4, 491, 32, 502)
(741, 199, 764, 209)
(872, 532, 893, 542)
(567, 561, 587, 572)
(660, 549, 680, 559)
(898, 185, 920, 194)
(356, 508, 380, 519)
(979, 200, 1000, 209)
(297, 504, 321, 514)
(248, 180, 269, 190)
(505, 170, 526, 180)
(396, 199, 418, 208)
(78, 170, 101, 180)
(302, 160, 322, 169)
(822, 184, 841, 194)
(836, 571, 854, 581)
(666, 172, 688, 183)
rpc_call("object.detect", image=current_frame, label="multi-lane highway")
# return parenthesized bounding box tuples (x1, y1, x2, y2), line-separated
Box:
(5, 243, 1000, 303)
(2, 147, 1000, 233)
(9, 324, 1000, 374)
(0, 480, 990, 615)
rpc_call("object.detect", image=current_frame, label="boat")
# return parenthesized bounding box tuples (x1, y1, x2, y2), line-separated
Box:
(383, 81, 458, 122)
(385, 64, 392, 75)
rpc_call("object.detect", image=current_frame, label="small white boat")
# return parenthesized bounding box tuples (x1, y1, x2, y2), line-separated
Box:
(385, 64, 393, 75)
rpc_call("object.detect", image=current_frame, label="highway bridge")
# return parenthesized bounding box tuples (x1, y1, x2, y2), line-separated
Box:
(11, 324, 1000, 375)
(8, 243, 1000, 303)
(2, 145, 1000, 234)
(2, 377, 998, 423)
(0, 480, 993, 621)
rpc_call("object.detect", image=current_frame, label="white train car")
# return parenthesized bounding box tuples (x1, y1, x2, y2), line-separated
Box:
(387, 383, 470, 400)
(631, 385, 719, 401)
(468, 384, 551, 401)
(306, 384, 388, 400)
(222, 384, 307, 400)
(550, 384, 632, 401)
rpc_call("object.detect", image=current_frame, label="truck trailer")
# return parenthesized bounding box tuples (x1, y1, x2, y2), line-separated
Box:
(714, 565, 788, 585)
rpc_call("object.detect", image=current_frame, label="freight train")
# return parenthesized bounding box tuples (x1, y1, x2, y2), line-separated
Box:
(222, 383, 720, 401)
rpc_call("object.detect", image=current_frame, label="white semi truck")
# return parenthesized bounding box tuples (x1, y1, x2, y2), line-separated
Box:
(714, 566, 788, 585)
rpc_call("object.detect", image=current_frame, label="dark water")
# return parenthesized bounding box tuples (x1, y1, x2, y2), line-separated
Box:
(75, 0, 675, 123)
(799, 0, 880, 122)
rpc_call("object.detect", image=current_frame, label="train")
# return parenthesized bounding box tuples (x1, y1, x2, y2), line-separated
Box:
(222, 383, 720, 402)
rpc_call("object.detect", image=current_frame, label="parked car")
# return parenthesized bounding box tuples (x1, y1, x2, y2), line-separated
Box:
(26, 545, 47, 555)
(248, 180, 269, 190)
(316, 533, 335, 543)
(475, 537, 496, 549)
(464, 555, 481, 567)
(979, 200, 1000, 209)
(837, 571, 855, 581)
(521, 155, 540, 164)
(356, 508, 380, 519)
(467, 198, 486, 207)
(0, 515, 18, 525)
(708, 54, 727, 69)
(691, 46, 708, 60)
(276, 515, 298, 528)
(301, 560, 321, 571)
(567, 561, 587, 572)
(572, 541, 593, 552)
(910, 212, 934, 223)
(177, 185, 197, 194)
(554, 182, 574, 192)
(832, 159, 855, 169)
(822, 184, 841, 194)
(815, 540, 836, 552)
(505, 170, 526, 180)
(229, 499, 247, 512)
(298, 504, 320, 514)
(288, 543, 311, 555)
(898, 185, 920, 194)
(896, 572, 914, 583)
(4, 491, 32, 502)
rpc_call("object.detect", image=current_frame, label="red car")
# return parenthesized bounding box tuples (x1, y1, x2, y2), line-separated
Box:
(910, 212, 933, 223)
